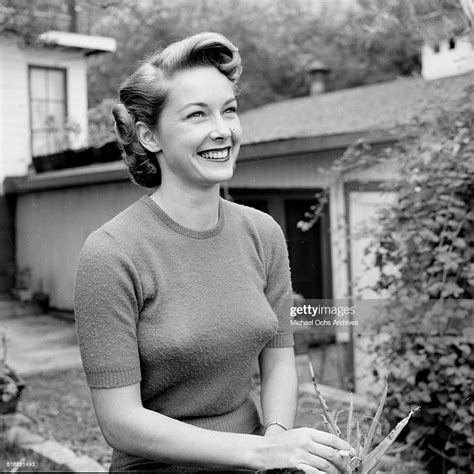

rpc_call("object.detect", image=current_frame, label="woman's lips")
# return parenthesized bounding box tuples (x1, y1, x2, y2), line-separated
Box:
(198, 147, 231, 161)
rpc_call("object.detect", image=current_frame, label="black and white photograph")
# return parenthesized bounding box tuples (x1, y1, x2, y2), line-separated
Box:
(0, 1, 473, 473)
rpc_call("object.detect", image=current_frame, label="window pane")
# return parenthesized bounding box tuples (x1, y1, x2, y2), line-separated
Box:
(48, 70, 65, 101)
(32, 132, 49, 157)
(31, 100, 48, 131)
(30, 68, 47, 99)
(46, 102, 66, 132)
(29, 67, 68, 157)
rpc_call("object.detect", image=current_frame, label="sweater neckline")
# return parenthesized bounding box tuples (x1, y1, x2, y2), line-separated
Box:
(142, 194, 225, 239)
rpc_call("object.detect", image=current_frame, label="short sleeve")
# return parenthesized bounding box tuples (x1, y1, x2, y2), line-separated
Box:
(74, 230, 142, 388)
(264, 220, 294, 348)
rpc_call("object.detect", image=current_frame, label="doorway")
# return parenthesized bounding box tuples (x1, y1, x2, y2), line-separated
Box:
(229, 191, 332, 300)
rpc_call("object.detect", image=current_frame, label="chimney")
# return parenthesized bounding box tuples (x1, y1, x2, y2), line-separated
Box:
(67, 0, 78, 32)
(307, 60, 330, 95)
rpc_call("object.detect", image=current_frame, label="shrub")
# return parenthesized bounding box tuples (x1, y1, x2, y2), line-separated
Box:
(88, 98, 116, 148)
(366, 104, 474, 472)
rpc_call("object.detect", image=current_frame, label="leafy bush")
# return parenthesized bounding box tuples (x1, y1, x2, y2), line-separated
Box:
(294, 89, 474, 472)
(87, 98, 116, 148)
(365, 104, 474, 472)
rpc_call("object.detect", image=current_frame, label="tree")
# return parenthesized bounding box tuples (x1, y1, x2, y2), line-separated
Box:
(85, 0, 457, 111)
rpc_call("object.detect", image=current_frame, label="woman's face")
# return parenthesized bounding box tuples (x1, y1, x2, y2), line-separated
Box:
(155, 66, 242, 189)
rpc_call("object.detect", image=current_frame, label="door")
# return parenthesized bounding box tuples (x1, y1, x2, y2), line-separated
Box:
(285, 199, 325, 300)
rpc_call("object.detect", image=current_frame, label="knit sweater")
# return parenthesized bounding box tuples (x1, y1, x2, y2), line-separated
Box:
(74, 195, 294, 471)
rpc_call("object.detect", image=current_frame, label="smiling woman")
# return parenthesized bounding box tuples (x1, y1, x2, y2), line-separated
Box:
(147, 66, 241, 193)
(74, 32, 353, 473)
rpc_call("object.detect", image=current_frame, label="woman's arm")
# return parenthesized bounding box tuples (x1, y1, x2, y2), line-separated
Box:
(91, 382, 352, 472)
(91, 383, 260, 469)
(259, 346, 298, 436)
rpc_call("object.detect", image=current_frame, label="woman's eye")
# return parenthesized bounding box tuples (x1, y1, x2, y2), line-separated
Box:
(224, 106, 238, 115)
(187, 111, 205, 119)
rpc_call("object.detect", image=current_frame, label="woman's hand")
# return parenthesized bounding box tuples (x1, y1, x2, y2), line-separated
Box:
(256, 427, 354, 473)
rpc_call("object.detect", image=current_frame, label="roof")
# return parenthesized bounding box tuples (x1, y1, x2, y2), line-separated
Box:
(239, 72, 474, 145)
(38, 31, 116, 55)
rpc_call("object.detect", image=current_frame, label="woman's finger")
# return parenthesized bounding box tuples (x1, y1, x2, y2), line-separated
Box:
(297, 463, 338, 474)
(307, 429, 353, 452)
(298, 449, 344, 473)
(305, 442, 349, 472)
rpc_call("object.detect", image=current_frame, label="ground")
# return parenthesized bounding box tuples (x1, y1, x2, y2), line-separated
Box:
(13, 344, 365, 471)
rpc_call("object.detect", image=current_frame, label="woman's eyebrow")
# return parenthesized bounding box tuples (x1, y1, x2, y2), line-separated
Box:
(179, 102, 207, 112)
(179, 97, 236, 113)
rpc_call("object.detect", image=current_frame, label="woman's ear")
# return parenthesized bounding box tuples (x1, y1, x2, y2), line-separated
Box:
(136, 122, 161, 153)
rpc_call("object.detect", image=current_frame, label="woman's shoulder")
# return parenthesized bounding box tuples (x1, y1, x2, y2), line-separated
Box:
(81, 196, 151, 256)
(222, 199, 284, 240)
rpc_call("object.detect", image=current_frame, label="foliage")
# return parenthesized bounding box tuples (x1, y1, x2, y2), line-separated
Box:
(0, 332, 25, 411)
(366, 103, 474, 472)
(345, 99, 473, 473)
(0, 0, 70, 45)
(310, 362, 421, 473)
(87, 97, 116, 148)
(2, 0, 470, 116)
(298, 80, 474, 472)
(84, 0, 469, 111)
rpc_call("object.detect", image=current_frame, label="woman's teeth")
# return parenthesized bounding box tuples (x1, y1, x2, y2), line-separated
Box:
(199, 148, 230, 160)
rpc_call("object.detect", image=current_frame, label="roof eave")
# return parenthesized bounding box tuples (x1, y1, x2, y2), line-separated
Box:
(238, 129, 397, 162)
(38, 30, 117, 55)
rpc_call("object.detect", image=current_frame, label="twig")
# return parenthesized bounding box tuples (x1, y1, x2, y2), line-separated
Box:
(427, 444, 462, 467)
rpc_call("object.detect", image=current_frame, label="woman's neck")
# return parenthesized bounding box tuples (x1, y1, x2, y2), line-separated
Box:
(149, 182, 221, 232)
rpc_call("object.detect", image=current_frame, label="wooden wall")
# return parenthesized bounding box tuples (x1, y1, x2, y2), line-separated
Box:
(11, 151, 395, 312)
(15, 181, 144, 310)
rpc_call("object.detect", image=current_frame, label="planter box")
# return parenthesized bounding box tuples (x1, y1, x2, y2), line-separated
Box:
(97, 141, 122, 163)
(65, 148, 93, 168)
(32, 152, 67, 173)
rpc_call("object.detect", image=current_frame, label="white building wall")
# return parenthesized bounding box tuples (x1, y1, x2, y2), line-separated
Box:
(0, 38, 88, 190)
(0, 38, 31, 189)
(422, 35, 474, 81)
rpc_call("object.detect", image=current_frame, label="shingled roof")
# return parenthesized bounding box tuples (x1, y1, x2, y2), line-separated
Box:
(239, 72, 473, 145)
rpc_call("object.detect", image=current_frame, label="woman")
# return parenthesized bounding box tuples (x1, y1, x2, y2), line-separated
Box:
(74, 32, 352, 473)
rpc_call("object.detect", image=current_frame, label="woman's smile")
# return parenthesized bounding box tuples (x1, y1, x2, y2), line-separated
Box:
(198, 146, 231, 161)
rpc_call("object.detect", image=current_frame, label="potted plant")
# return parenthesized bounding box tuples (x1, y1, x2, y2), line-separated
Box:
(11, 267, 33, 303)
(0, 333, 25, 415)
(11, 270, 50, 314)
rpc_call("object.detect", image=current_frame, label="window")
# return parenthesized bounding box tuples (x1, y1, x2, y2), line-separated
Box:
(449, 38, 456, 50)
(433, 43, 440, 53)
(29, 66, 67, 157)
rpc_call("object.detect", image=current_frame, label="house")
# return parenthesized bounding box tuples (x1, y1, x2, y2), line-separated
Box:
(2, 29, 472, 391)
(235, 66, 474, 390)
(421, 33, 474, 80)
(0, 29, 116, 292)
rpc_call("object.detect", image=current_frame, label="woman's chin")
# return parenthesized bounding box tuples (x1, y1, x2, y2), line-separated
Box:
(198, 165, 235, 185)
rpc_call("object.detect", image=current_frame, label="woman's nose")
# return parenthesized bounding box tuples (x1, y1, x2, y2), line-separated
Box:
(209, 117, 232, 140)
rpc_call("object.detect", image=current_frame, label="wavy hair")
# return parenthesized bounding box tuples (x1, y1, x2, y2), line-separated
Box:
(112, 32, 242, 188)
